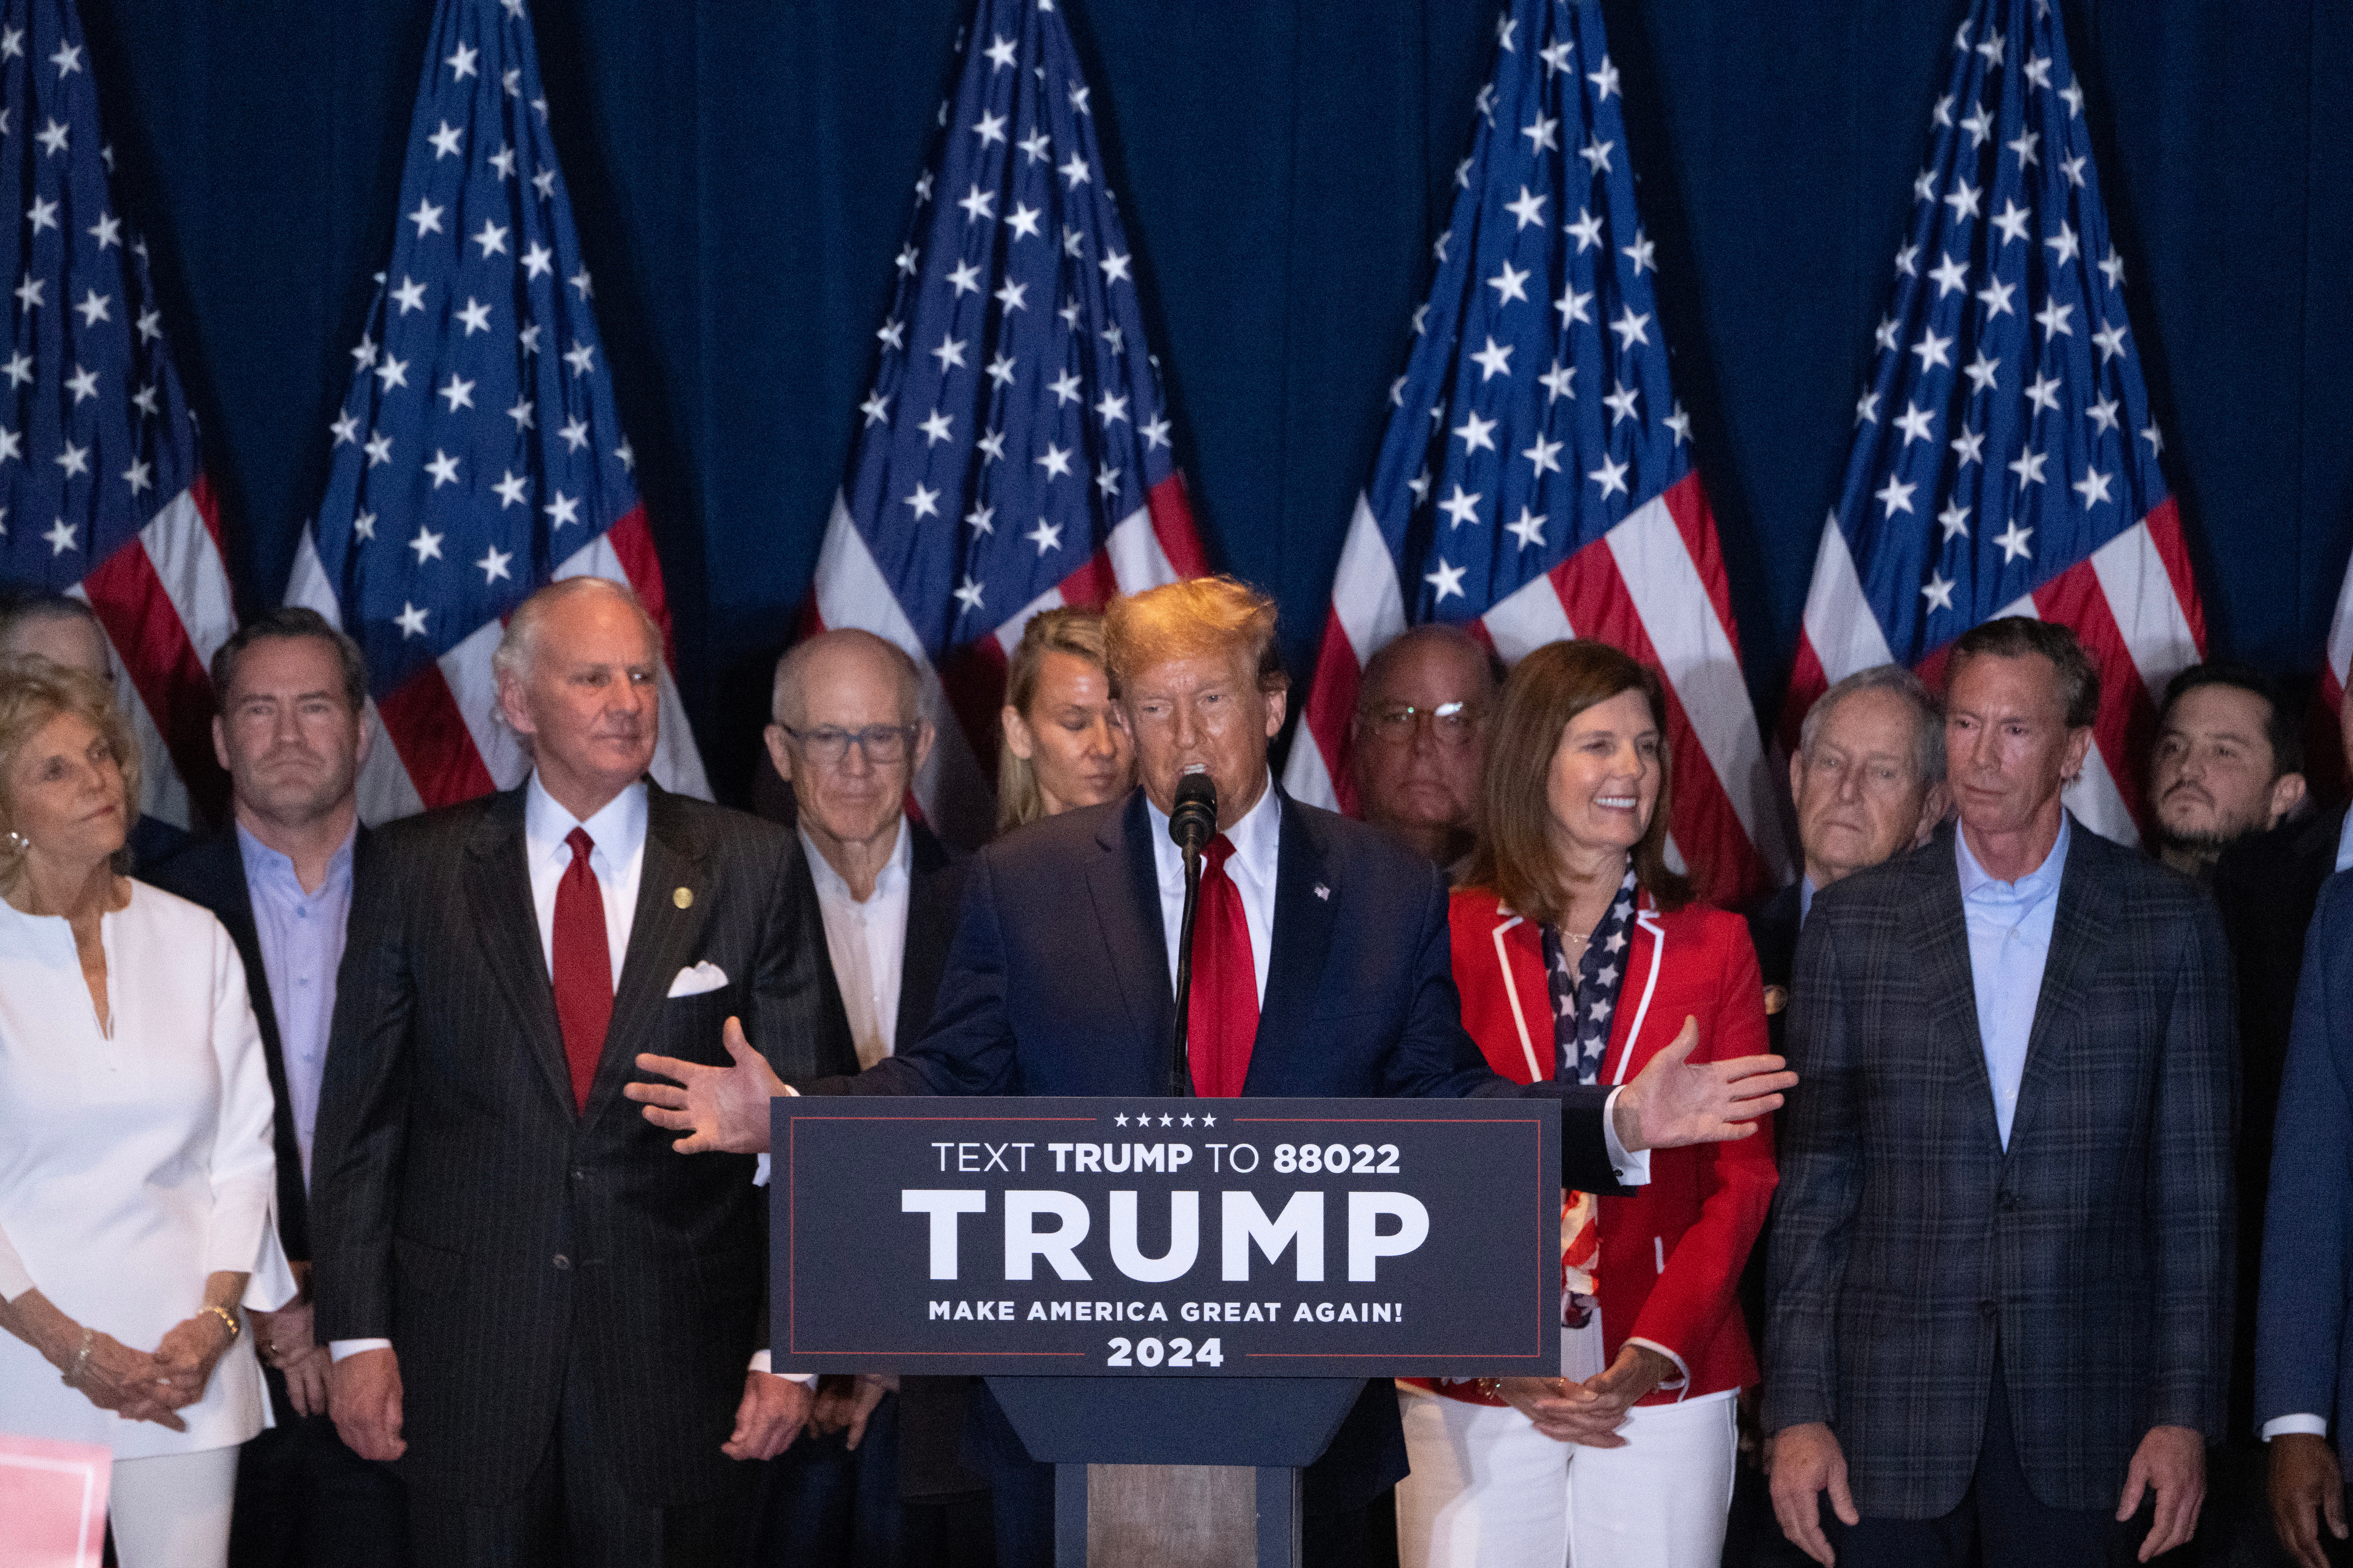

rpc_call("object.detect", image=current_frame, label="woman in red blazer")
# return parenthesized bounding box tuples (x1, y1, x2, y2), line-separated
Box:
(1395, 639, 1775, 1568)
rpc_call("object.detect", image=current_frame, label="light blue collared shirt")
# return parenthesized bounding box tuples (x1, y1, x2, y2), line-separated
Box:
(2334, 807, 2353, 874)
(1797, 875, 1819, 928)
(236, 820, 358, 1187)
(1955, 813, 2071, 1150)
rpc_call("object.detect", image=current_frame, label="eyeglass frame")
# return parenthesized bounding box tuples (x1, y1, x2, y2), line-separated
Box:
(774, 722, 925, 768)
(1357, 700, 1482, 749)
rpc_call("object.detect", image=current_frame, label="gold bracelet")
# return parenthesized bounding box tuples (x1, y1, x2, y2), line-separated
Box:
(201, 1305, 241, 1342)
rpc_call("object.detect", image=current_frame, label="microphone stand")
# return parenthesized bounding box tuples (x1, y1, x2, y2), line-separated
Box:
(1169, 835, 1203, 1097)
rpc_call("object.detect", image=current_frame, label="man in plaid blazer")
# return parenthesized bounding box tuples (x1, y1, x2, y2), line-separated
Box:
(1764, 618, 2234, 1568)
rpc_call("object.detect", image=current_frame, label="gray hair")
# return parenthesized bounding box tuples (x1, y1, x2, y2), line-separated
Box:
(491, 577, 661, 688)
(770, 628, 925, 729)
(1798, 664, 1945, 784)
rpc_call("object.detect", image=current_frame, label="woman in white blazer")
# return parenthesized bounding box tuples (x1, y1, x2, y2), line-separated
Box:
(0, 656, 294, 1568)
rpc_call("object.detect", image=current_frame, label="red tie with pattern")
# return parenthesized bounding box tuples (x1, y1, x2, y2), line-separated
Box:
(1187, 835, 1259, 1097)
(552, 826, 613, 1113)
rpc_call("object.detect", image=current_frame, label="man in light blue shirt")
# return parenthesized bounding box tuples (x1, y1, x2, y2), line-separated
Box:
(1955, 810, 2067, 1149)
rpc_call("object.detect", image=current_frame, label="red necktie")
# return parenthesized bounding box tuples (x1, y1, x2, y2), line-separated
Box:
(1187, 835, 1259, 1097)
(552, 826, 613, 1113)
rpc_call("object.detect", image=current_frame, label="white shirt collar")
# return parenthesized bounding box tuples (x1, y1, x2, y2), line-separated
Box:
(801, 816, 912, 906)
(1147, 771, 1282, 889)
(525, 772, 648, 873)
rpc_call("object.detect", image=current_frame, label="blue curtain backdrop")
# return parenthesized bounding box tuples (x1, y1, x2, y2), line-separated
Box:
(75, 0, 2353, 803)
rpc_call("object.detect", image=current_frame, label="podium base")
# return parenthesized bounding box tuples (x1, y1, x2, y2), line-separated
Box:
(1055, 1463, 1299, 1567)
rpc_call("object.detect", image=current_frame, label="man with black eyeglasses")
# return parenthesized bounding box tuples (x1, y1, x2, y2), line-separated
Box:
(1349, 623, 1499, 879)
(754, 628, 975, 1566)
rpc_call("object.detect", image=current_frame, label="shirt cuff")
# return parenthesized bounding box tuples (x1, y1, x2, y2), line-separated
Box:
(1600, 1086, 1651, 1186)
(329, 1338, 394, 1362)
(755, 1155, 771, 1187)
(2264, 1415, 2329, 1441)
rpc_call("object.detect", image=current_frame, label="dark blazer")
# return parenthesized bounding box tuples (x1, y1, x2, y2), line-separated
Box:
(309, 782, 854, 1506)
(2256, 869, 2353, 1445)
(1744, 879, 1802, 1061)
(807, 787, 1635, 1514)
(1764, 817, 2234, 1517)
(148, 826, 374, 1265)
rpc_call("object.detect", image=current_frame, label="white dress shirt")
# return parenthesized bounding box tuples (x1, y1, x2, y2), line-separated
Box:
(524, 773, 647, 989)
(802, 818, 912, 1068)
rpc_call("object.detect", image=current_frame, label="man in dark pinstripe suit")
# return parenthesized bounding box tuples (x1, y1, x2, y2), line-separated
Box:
(1764, 618, 2234, 1568)
(310, 579, 858, 1566)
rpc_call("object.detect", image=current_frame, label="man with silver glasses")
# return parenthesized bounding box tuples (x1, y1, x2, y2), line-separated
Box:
(1349, 624, 1499, 879)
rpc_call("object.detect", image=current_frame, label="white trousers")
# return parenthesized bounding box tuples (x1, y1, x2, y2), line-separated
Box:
(1395, 1386, 1737, 1568)
(109, 1446, 237, 1568)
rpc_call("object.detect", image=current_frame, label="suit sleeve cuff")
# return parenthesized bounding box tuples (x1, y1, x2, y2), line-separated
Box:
(2265, 1415, 2330, 1440)
(1624, 1336, 1689, 1393)
(1601, 1087, 1651, 1186)
(329, 1338, 394, 1362)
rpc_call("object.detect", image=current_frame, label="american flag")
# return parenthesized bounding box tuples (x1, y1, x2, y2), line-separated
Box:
(1784, 0, 2201, 846)
(0, 0, 233, 835)
(286, 0, 706, 823)
(1282, 0, 1785, 904)
(805, 0, 1205, 849)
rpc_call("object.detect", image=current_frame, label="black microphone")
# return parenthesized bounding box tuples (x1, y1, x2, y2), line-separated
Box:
(1166, 769, 1217, 1095)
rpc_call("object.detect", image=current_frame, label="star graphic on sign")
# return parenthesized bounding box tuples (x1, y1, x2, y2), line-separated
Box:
(1579, 136, 1614, 175)
(1425, 558, 1467, 602)
(2087, 396, 2121, 435)
(2024, 372, 2062, 413)
(2072, 468, 2114, 508)
(545, 491, 581, 528)
(456, 296, 493, 335)
(919, 409, 954, 446)
(522, 242, 555, 279)
(1539, 362, 1576, 403)
(953, 576, 985, 615)
(1609, 306, 1651, 350)
(1158, 1115, 1174, 1128)
(1452, 410, 1498, 454)
(438, 375, 475, 412)
(1952, 426, 1986, 466)
(1470, 336, 1514, 381)
(1438, 485, 1482, 528)
(42, 518, 75, 555)
(489, 144, 517, 180)
(1487, 261, 1531, 305)
(64, 365, 98, 403)
(1180, 1113, 1197, 1127)
(395, 602, 429, 638)
(391, 276, 428, 313)
(1028, 518, 1063, 555)
(1200, 1113, 1216, 1127)
(904, 483, 941, 520)
(1566, 206, 1604, 253)
(2092, 321, 2129, 362)
(2008, 448, 2049, 486)
(1588, 455, 1629, 499)
(508, 396, 535, 431)
(474, 219, 509, 258)
(409, 525, 445, 562)
(1555, 285, 1594, 327)
(1928, 252, 1969, 297)
(1506, 506, 1547, 551)
(1522, 433, 1564, 475)
(1603, 382, 1641, 425)
(1921, 571, 1957, 612)
(1035, 443, 1074, 479)
(565, 340, 598, 376)
(494, 471, 529, 509)
(424, 451, 460, 489)
(1058, 153, 1090, 189)
(1938, 501, 1971, 541)
(364, 432, 394, 466)
(1895, 402, 1935, 445)
(121, 459, 152, 495)
(1911, 328, 1953, 371)
(1622, 231, 1656, 276)
(1095, 391, 1129, 426)
(428, 119, 464, 159)
(408, 198, 445, 236)
(1993, 520, 2034, 562)
(1874, 475, 1917, 517)
(1505, 185, 1547, 231)
(558, 416, 591, 452)
(1113, 1113, 1129, 1128)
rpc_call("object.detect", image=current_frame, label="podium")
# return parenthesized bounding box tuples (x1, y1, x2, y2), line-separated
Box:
(774, 1096, 1560, 1566)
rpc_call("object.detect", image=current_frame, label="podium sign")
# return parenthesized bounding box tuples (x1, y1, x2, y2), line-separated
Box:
(775, 1096, 1559, 1378)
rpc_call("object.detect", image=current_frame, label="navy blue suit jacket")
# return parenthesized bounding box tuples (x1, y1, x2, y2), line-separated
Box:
(806, 786, 1631, 1514)
(2257, 869, 2353, 1448)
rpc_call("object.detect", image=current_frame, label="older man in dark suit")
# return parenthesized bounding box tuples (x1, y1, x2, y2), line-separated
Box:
(631, 576, 1795, 1566)
(1765, 617, 2233, 1568)
(310, 577, 855, 1566)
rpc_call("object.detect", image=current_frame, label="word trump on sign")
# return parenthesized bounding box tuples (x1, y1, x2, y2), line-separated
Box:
(776, 1098, 1559, 1379)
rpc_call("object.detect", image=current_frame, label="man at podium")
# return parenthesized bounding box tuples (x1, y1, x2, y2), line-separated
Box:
(629, 576, 1792, 1563)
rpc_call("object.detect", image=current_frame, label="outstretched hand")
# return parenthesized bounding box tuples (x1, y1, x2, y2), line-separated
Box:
(1613, 1016, 1794, 1153)
(626, 1016, 786, 1155)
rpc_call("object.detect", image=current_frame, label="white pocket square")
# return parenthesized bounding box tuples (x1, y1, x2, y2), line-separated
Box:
(667, 960, 729, 998)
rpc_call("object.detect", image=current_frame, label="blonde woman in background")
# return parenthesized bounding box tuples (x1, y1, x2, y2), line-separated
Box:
(996, 607, 1134, 832)
(0, 655, 295, 1567)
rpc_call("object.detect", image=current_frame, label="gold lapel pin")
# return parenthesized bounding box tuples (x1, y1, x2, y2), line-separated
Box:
(673, 886, 693, 910)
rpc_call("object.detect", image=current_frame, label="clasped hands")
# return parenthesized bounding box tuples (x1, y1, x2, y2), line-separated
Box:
(13, 1295, 241, 1432)
(1494, 1343, 1678, 1448)
(623, 1014, 1798, 1157)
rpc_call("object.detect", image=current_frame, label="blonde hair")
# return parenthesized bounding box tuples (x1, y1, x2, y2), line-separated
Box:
(996, 608, 1111, 835)
(0, 653, 142, 885)
(1102, 576, 1286, 696)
